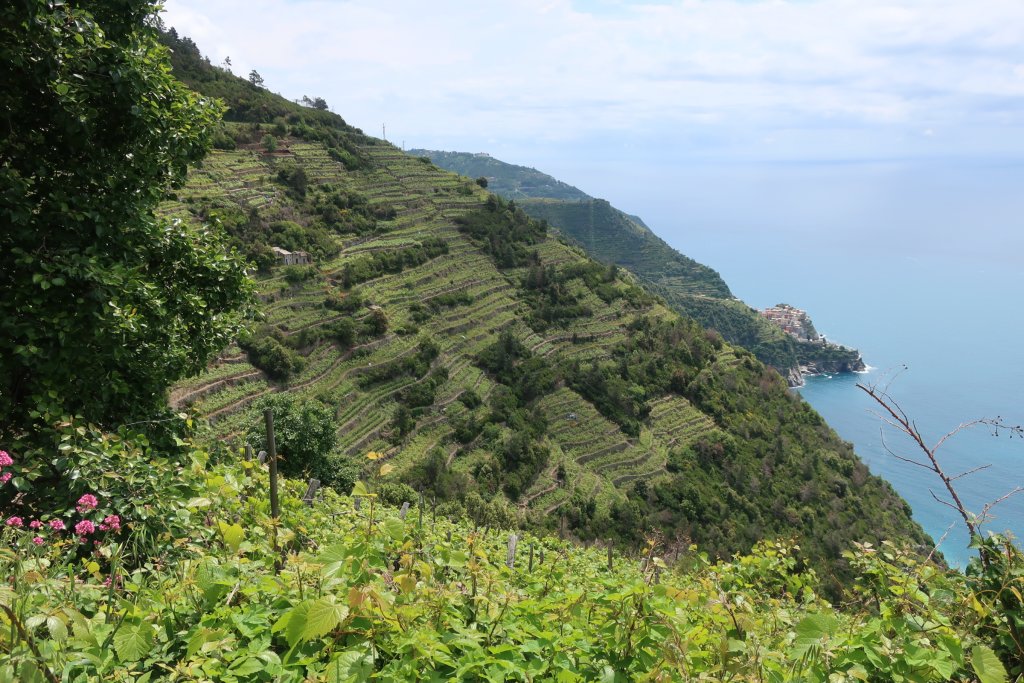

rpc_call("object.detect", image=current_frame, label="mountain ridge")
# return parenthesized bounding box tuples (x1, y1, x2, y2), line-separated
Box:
(410, 149, 865, 383)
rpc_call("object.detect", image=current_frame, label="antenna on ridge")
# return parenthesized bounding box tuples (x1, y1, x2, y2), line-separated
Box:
(382, 123, 386, 141)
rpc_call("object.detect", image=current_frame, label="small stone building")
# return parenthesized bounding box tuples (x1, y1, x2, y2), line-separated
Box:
(271, 247, 311, 266)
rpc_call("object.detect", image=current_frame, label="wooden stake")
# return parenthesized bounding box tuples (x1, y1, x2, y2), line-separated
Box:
(506, 533, 518, 569)
(264, 409, 280, 572)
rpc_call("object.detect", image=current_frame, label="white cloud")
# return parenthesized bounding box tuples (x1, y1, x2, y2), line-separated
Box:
(162, 0, 1024, 161)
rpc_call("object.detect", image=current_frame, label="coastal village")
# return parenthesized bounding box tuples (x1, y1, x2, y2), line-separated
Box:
(760, 303, 819, 342)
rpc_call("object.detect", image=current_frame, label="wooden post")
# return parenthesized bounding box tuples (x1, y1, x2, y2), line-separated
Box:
(399, 502, 410, 520)
(540, 547, 545, 565)
(257, 450, 267, 465)
(264, 409, 280, 572)
(418, 491, 424, 530)
(446, 529, 452, 543)
(528, 543, 534, 573)
(431, 497, 436, 533)
(302, 479, 320, 507)
(354, 496, 361, 511)
(506, 533, 518, 569)
(244, 444, 253, 461)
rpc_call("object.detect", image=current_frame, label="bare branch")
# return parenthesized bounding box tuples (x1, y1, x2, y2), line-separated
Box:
(929, 489, 963, 514)
(948, 464, 992, 482)
(978, 487, 1024, 526)
(926, 522, 957, 565)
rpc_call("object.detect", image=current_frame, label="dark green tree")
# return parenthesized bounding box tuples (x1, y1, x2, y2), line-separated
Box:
(0, 0, 253, 438)
(245, 394, 338, 484)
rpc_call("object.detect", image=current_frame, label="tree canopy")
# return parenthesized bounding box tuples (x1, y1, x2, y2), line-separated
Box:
(0, 0, 252, 439)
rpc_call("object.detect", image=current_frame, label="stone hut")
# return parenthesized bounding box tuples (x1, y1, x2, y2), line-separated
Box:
(271, 247, 311, 266)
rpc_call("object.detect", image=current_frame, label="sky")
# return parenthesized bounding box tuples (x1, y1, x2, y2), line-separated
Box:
(162, 0, 1024, 265)
(162, 1, 1024, 164)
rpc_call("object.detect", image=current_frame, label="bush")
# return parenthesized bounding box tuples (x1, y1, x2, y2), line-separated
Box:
(244, 394, 338, 486)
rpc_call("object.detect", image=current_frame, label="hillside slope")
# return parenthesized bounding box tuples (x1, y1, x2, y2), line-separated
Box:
(161, 31, 928, 585)
(411, 149, 864, 381)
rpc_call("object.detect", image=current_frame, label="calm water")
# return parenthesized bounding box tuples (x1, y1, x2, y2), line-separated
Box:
(636, 160, 1024, 568)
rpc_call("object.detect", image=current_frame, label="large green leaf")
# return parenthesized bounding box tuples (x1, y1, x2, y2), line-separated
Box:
(303, 597, 350, 641)
(323, 650, 374, 683)
(791, 613, 838, 659)
(114, 620, 154, 662)
(971, 645, 1008, 683)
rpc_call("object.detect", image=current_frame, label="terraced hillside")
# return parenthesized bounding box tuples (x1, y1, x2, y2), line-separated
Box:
(160, 32, 928, 584)
(413, 149, 864, 382)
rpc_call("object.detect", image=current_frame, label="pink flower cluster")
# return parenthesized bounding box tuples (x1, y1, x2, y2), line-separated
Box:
(0, 450, 13, 485)
(76, 494, 98, 513)
(3, 491, 124, 547)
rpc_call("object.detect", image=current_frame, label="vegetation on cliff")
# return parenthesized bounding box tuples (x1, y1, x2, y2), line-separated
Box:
(142, 34, 931, 590)
(412, 150, 866, 383)
(3, 4, 1021, 680)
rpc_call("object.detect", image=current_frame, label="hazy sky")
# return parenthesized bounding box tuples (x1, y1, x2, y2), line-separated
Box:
(163, 0, 1024, 265)
(163, 1, 1024, 163)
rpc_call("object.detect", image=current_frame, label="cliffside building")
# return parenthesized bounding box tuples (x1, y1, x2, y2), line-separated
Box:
(271, 247, 311, 266)
(760, 304, 819, 342)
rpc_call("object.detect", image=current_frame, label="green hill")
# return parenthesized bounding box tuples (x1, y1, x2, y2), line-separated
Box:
(155, 30, 928, 590)
(410, 149, 863, 382)
(7, 10, 1023, 680)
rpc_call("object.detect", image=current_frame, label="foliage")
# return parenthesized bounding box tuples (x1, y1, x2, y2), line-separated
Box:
(0, 0, 253, 439)
(158, 29, 368, 169)
(244, 393, 340, 486)
(455, 199, 547, 269)
(1, 430, 1019, 682)
(239, 333, 305, 381)
(340, 239, 449, 288)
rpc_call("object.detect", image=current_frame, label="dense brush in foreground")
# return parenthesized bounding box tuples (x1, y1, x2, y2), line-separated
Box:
(0, 423, 1018, 682)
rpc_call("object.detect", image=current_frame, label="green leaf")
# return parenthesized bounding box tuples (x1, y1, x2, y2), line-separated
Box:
(284, 601, 310, 648)
(792, 612, 838, 659)
(46, 615, 67, 642)
(324, 650, 374, 683)
(971, 645, 1008, 683)
(384, 517, 406, 541)
(303, 597, 349, 641)
(219, 522, 244, 553)
(229, 657, 265, 677)
(113, 620, 154, 662)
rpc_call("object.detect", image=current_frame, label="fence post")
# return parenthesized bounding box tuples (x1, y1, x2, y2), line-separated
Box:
(506, 533, 518, 569)
(244, 444, 253, 461)
(264, 409, 280, 572)
(302, 479, 321, 507)
(399, 502, 410, 520)
(540, 547, 545, 566)
(528, 542, 534, 573)
(418, 490, 424, 530)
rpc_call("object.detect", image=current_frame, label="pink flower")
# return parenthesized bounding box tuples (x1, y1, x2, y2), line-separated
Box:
(0, 472, 11, 485)
(74, 519, 95, 536)
(101, 515, 121, 531)
(48, 519, 65, 531)
(76, 494, 98, 513)
(29, 520, 42, 530)
(0, 451, 12, 467)
(5, 516, 23, 528)
(32, 536, 44, 545)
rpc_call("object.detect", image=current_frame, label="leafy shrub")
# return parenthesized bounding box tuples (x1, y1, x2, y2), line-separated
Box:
(244, 394, 338, 486)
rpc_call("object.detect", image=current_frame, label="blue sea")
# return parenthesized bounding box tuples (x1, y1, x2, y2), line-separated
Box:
(611, 159, 1024, 568)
